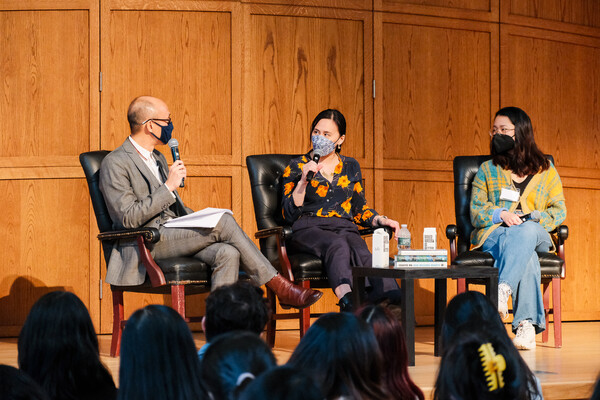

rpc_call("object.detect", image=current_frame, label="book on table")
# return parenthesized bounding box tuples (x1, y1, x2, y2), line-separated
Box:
(394, 249, 448, 268)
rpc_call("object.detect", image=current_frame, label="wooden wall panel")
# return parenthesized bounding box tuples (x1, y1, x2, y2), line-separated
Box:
(0, 10, 89, 158)
(0, 180, 90, 336)
(500, 26, 600, 170)
(508, 0, 600, 29)
(101, 1, 240, 165)
(376, 15, 498, 170)
(241, 0, 371, 11)
(561, 187, 600, 320)
(0, 2, 99, 336)
(242, 5, 372, 166)
(374, 0, 498, 22)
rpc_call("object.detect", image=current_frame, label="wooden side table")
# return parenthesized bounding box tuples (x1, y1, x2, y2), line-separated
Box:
(352, 265, 498, 366)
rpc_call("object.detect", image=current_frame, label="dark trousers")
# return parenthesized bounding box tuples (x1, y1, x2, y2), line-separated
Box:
(290, 216, 399, 299)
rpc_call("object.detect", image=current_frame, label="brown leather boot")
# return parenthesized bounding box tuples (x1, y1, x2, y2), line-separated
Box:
(266, 274, 323, 309)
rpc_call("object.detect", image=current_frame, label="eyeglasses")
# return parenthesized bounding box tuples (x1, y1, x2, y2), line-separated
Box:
(489, 127, 515, 138)
(141, 117, 172, 125)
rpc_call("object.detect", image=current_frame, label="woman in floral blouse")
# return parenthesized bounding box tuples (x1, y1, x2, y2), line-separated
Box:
(281, 109, 401, 312)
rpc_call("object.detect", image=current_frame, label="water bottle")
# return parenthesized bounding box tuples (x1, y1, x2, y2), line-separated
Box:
(397, 224, 411, 250)
(372, 228, 390, 268)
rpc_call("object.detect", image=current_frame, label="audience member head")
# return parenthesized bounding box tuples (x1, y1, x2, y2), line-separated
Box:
(203, 281, 269, 342)
(0, 364, 49, 400)
(441, 291, 507, 352)
(117, 305, 206, 400)
(357, 305, 425, 400)
(438, 292, 540, 399)
(591, 372, 600, 400)
(434, 322, 537, 400)
(201, 330, 276, 400)
(238, 365, 322, 400)
(287, 312, 389, 400)
(18, 291, 116, 400)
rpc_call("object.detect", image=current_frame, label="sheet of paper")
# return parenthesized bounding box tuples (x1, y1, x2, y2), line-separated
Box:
(163, 207, 233, 228)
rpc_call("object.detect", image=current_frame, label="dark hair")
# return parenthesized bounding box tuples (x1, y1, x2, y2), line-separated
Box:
(117, 305, 206, 400)
(201, 330, 276, 400)
(0, 364, 49, 400)
(18, 291, 116, 400)
(438, 292, 540, 399)
(287, 312, 389, 400)
(491, 106, 550, 175)
(591, 372, 600, 400)
(238, 366, 323, 400)
(204, 281, 269, 341)
(310, 109, 346, 153)
(434, 323, 534, 400)
(357, 305, 424, 400)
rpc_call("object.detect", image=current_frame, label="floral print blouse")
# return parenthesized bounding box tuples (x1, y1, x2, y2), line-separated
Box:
(281, 153, 379, 228)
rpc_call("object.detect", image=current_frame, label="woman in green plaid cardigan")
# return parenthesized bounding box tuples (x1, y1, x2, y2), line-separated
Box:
(470, 107, 566, 350)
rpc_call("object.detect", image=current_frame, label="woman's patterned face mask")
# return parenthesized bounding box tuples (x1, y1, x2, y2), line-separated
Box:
(311, 134, 337, 157)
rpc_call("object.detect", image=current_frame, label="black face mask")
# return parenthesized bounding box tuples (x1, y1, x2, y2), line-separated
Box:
(492, 133, 515, 155)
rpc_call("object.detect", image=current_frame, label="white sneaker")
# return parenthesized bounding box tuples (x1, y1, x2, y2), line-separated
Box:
(498, 283, 511, 320)
(513, 320, 536, 350)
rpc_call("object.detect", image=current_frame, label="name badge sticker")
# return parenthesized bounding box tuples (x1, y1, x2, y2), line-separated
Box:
(500, 187, 520, 202)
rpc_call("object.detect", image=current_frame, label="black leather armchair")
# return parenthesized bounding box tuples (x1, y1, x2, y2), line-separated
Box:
(80, 151, 209, 356)
(246, 154, 385, 346)
(446, 155, 568, 347)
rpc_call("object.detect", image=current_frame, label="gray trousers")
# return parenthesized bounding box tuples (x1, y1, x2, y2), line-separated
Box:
(152, 213, 277, 289)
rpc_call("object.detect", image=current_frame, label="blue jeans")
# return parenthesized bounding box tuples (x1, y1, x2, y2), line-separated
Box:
(481, 221, 552, 333)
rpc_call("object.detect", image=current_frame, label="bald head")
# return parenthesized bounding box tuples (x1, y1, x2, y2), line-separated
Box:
(127, 96, 167, 133)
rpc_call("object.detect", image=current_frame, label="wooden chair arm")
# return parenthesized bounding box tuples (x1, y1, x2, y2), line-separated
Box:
(97, 227, 166, 287)
(98, 227, 160, 243)
(255, 226, 294, 282)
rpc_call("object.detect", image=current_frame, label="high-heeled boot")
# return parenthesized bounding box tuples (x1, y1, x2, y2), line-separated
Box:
(266, 274, 323, 309)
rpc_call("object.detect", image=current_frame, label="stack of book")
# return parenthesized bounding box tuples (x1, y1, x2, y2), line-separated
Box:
(394, 249, 448, 268)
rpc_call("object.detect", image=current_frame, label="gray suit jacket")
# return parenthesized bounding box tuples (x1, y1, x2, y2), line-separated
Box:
(99, 138, 190, 285)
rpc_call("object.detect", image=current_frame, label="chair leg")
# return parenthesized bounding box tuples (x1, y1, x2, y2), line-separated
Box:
(542, 281, 550, 344)
(457, 278, 467, 294)
(171, 285, 186, 319)
(552, 277, 562, 348)
(266, 287, 277, 347)
(299, 280, 312, 338)
(111, 290, 124, 357)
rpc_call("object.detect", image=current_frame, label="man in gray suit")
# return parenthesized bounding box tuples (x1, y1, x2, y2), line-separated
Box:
(99, 96, 322, 309)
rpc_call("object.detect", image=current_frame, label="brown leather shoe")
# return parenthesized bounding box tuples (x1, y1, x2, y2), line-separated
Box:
(266, 274, 323, 309)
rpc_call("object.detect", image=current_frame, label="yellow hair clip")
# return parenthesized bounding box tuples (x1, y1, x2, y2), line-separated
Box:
(479, 342, 506, 391)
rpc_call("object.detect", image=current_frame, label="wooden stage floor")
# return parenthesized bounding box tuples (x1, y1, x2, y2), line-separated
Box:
(1, 321, 599, 399)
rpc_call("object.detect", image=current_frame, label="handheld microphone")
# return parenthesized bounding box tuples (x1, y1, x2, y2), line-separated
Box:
(306, 150, 323, 182)
(167, 138, 185, 188)
(520, 210, 542, 223)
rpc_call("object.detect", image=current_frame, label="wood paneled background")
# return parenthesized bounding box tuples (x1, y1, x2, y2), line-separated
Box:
(1, 0, 599, 334)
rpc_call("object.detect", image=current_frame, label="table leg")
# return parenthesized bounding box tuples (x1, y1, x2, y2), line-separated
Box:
(352, 272, 366, 309)
(434, 278, 447, 357)
(401, 278, 415, 366)
(486, 272, 498, 309)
